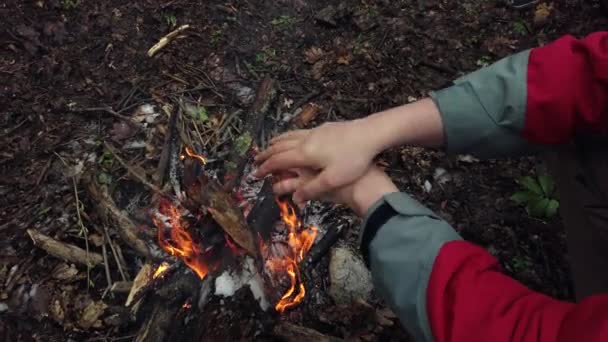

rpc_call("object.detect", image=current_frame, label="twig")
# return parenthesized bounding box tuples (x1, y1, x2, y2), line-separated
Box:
(103, 225, 128, 281)
(154, 108, 180, 186)
(102, 242, 113, 289)
(104, 142, 165, 196)
(27, 229, 103, 266)
(54, 152, 93, 289)
(71, 107, 136, 123)
(148, 24, 191, 57)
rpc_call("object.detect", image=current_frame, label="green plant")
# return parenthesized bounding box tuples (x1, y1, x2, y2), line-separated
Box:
(513, 20, 529, 36)
(271, 15, 296, 31)
(61, 0, 79, 10)
(255, 47, 276, 65)
(476, 55, 493, 67)
(211, 29, 223, 47)
(511, 174, 559, 218)
(164, 13, 177, 28)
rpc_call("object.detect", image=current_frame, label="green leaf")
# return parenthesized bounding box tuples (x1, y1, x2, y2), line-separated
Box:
(527, 197, 550, 218)
(538, 175, 555, 196)
(519, 176, 543, 195)
(234, 132, 252, 156)
(545, 199, 560, 218)
(97, 172, 112, 185)
(510, 191, 536, 204)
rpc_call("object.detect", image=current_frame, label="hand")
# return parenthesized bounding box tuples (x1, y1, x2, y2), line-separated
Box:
(255, 120, 381, 205)
(273, 167, 398, 216)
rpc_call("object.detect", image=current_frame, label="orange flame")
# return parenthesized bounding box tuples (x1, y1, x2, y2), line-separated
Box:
(182, 146, 207, 165)
(152, 262, 170, 279)
(271, 199, 318, 313)
(154, 199, 210, 279)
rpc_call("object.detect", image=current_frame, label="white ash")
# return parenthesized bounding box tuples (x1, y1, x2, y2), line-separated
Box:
(214, 257, 269, 311)
(433, 167, 452, 186)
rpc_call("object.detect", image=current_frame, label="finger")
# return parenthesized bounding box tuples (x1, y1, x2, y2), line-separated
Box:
(270, 130, 308, 144)
(255, 150, 312, 177)
(293, 169, 335, 203)
(255, 139, 299, 163)
(272, 177, 303, 195)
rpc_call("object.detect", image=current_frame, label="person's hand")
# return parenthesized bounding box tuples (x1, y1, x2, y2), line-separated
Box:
(273, 166, 398, 216)
(255, 120, 381, 205)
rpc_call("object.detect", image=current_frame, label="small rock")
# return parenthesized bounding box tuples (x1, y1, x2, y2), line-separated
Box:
(329, 247, 373, 305)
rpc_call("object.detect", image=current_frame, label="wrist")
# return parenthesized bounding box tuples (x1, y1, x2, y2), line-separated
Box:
(349, 169, 398, 216)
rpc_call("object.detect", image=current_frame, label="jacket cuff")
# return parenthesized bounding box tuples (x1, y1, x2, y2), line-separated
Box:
(430, 50, 533, 158)
(359, 192, 461, 342)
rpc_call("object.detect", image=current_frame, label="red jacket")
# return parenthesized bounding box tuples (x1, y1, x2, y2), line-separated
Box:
(361, 32, 608, 342)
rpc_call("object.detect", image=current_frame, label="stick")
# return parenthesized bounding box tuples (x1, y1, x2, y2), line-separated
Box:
(102, 242, 113, 288)
(104, 225, 129, 281)
(147, 25, 191, 57)
(223, 77, 277, 191)
(27, 229, 103, 266)
(104, 142, 165, 196)
(154, 108, 180, 186)
(85, 177, 152, 259)
(302, 224, 345, 268)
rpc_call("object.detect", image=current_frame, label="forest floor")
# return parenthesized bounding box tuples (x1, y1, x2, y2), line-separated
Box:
(1, 0, 607, 341)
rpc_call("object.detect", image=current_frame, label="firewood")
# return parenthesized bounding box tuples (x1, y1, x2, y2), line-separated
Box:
(110, 281, 133, 294)
(273, 322, 342, 342)
(126, 263, 153, 307)
(153, 107, 180, 186)
(85, 177, 153, 259)
(223, 77, 277, 191)
(27, 229, 103, 267)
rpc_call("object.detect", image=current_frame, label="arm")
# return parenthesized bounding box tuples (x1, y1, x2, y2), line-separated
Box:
(364, 32, 608, 157)
(361, 192, 608, 342)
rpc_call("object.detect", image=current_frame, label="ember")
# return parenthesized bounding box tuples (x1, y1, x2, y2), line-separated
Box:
(182, 146, 207, 165)
(152, 261, 170, 279)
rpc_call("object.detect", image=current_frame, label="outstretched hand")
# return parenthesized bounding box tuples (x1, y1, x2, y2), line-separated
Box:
(271, 166, 398, 216)
(254, 120, 380, 206)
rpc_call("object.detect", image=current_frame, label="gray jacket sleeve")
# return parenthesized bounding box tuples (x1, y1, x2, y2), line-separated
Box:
(430, 50, 543, 158)
(359, 192, 461, 342)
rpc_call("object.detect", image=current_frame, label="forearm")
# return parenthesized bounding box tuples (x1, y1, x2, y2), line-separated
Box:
(361, 98, 445, 154)
(360, 194, 608, 341)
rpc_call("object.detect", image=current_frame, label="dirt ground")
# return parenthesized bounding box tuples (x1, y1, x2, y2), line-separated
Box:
(2, 0, 608, 341)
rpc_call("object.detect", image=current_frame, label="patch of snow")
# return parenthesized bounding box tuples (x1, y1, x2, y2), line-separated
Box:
(433, 167, 452, 186)
(423, 180, 433, 193)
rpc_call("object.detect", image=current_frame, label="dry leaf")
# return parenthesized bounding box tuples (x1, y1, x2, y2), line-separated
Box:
(304, 46, 324, 64)
(336, 53, 353, 65)
(294, 103, 320, 128)
(78, 300, 107, 329)
(311, 59, 330, 80)
(52, 263, 79, 280)
(534, 3, 553, 27)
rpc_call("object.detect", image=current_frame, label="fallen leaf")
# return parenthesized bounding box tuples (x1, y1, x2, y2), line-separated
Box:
(336, 51, 353, 65)
(534, 3, 553, 27)
(78, 300, 107, 329)
(110, 121, 135, 142)
(311, 58, 330, 80)
(304, 46, 324, 64)
(52, 263, 79, 280)
(294, 103, 320, 128)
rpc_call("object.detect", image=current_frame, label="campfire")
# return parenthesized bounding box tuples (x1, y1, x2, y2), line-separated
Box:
(151, 145, 319, 313)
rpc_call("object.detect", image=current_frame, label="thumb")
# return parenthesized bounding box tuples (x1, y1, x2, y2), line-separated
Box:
(293, 168, 336, 204)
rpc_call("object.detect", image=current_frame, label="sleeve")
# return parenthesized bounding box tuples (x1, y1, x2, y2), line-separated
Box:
(430, 32, 608, 158)
(359, 192, 608, 342)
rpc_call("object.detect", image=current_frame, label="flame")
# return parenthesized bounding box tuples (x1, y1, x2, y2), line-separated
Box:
(271, 199, 318, 313)
(154, 199, 210, 279)
(182, 146, 207, 165)
(153, 262, 170, 279)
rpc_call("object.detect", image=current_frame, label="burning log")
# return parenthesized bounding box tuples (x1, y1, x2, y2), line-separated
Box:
(27, 229, 104, 267)
(85, 176, 154, 259)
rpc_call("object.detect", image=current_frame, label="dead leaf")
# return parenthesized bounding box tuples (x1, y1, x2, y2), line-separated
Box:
(52, 263, 79, 280)
(50, 299, 65, 322)
(304, 47, 324, 64)
(534, 3, 553, 27)
(311, 59, 330, 80)
(336, 51, 353, 65)
(294, 103, 320, 128)
(78, 300, 107, 329)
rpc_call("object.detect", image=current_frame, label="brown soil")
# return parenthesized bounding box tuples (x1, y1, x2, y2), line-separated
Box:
(2, 0, 607, 340)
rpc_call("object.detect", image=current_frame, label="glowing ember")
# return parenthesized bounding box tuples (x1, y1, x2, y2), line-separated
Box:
(270, 199, 318, 313)
(153, 262, 170, 279)
(154, 198, 211, 279)
(182, 146, 207, 165)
